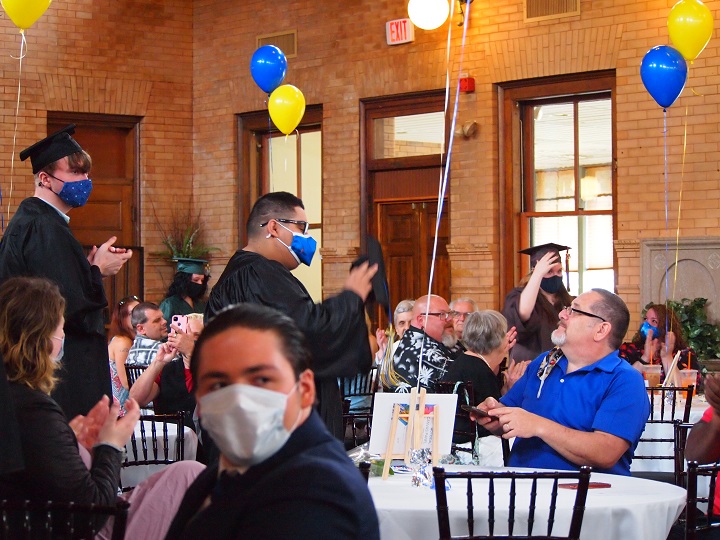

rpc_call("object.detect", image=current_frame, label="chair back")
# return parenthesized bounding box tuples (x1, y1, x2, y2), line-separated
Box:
(0, 498, 129, 540)
(647, 385, 694, 422)
(633, 386, 694, 480)
(124, 364, 147, 388)
(340, 369, 377, 412)
(359, 461, 371, 484)
(674, 422, 694, 488)
(686, 461, 720, 539)
(121, 412, 186, 491)
(435, 380, 478, 453)
(432, 466, 592, 539)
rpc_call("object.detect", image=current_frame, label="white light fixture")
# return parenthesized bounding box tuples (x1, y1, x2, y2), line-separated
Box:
(408, 0, 449, 30)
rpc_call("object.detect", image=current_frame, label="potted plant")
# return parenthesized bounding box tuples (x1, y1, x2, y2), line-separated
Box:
(664, 298, 720, 374)
(155, 207, 219, 262)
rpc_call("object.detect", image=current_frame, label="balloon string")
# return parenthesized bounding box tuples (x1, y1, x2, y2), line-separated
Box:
(671, 106, 688, 303)
(3, 30, 27, 231)
(663, 109, 669, 315)
(416, 1, 469, 391)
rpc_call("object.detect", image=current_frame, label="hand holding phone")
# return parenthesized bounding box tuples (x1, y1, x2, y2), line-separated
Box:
(460, 404, 490, 417)
(171, 314, 188, 334)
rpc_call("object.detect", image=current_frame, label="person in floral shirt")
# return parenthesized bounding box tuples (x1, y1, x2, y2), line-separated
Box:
(386, 294, 455, 393)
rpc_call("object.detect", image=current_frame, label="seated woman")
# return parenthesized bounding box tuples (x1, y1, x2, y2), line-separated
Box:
(159, 258, 209, 332)
(0, 276, 204, 539)
(442, 311, 527, 443)
(108, 294, 141, 412)
(619, 303, 700, 385)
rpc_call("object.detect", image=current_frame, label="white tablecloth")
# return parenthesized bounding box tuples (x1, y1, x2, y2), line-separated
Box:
(121, 419, 198, 488)
(369, 466, 686, 540)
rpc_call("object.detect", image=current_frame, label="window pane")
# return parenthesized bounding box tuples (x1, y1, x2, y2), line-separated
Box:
(372, 111, 445, 159)
(584, 214, 613, 269)
(300, 131, 322, 224)
(579, 99, 612, 211)
(534, 170, 575, 212)
(530, 215, 578, 271)
(269, 134, 298, 194)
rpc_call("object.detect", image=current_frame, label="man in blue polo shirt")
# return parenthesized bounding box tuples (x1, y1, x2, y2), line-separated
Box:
(473, 288, 649, 475)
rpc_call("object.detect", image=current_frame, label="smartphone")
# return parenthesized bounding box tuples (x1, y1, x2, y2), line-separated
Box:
(171, 314, 188, 333)
(460, 404, 490, 417)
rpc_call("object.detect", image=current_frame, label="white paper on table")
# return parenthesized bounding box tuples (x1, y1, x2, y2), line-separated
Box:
(368, 392, 458, 456)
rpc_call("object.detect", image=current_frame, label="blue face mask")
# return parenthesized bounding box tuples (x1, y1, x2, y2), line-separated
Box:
(277, 222, 317, 266)
(52, 177, 93, 208)
(640, 320, 659, 340)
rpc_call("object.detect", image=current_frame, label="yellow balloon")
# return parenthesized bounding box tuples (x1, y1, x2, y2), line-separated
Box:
(268, 84, 306, 135)
(1, 0, 52, 31)
(668, 0, 714, 61)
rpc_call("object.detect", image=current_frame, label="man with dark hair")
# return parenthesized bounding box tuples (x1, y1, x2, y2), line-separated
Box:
(126, 302, 169, 366)
(0, 125, 132, 419)
(473, 289, 649, 475)
(167, 303, 380, 540)
(205, 191, 376, 439)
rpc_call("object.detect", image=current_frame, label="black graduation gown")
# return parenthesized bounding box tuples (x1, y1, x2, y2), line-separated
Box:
(0, 197, 111, 418)
(502, 286, 562, 362)
(206, 250, 372, 440)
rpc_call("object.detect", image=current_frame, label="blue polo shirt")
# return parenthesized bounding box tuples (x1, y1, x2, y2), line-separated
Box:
(500, 349, 650, 475)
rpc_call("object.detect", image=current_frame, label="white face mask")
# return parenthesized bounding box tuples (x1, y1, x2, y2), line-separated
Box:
(52, 336, 65, 364)
(199, 383, 299, 467)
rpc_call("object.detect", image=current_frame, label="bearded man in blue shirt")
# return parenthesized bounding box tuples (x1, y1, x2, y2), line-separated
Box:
(473, 288, 649, 475)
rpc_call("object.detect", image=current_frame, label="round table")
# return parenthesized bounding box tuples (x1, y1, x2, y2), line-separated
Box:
(368, 465, 686, 540)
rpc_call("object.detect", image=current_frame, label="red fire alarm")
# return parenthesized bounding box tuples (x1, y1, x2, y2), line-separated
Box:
(459, 76, 475, 93)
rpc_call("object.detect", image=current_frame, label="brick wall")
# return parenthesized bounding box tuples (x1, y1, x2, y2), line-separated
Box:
(0, 1, 193, 302)
(0, 0, 716, 339)
(193, 0, 720, 337)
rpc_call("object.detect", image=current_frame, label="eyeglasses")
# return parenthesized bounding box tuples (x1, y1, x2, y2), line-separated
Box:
(425, 311, 458, 322)
(118, 295, 140, 307)
(564, 306, 606, 322)
(260, 218, 310, 235)
(453, 311, 473, 320)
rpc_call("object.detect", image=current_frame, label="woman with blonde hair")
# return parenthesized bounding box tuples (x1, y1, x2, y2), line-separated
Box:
(0, 276, 205, 538)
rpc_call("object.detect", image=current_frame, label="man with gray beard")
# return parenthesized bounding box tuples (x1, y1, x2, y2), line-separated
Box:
(386, 294, 455, 393)
(471, 288, 650, 475)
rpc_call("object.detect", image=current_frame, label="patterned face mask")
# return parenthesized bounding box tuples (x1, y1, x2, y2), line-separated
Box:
(52, 178, 93, 208)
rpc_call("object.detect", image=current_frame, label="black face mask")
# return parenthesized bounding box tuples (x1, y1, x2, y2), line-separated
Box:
(186, 281, 206, 300)
(540, 275, 563, 294)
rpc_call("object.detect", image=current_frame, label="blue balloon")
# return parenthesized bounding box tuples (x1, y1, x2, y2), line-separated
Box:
(250, 45, 288, 94)
(640, 45, 688, 109)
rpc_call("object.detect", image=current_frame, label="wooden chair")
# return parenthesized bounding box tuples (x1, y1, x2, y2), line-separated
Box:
(675, 422, 695, 488)
(685, 461, 720, 540)
(340, 368, 378, 447)
(432, 466, 592, 539)
(121, 411, 186, 491)
(0, 498, 129, 540)
(632, 385, 694, 484)
(124, 363, 147, 388)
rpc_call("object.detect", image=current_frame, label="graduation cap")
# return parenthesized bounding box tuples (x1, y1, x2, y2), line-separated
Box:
(19, 124, 83, 174)
(520, 242, 571, 292)
(350, 236, 390, 309)
(173, 258, 209, 275)
(519, 242, 570, 267)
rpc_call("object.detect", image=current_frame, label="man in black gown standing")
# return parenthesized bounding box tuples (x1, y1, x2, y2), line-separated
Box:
(206, 192, 376, 440)
(0, 125, 132, 419)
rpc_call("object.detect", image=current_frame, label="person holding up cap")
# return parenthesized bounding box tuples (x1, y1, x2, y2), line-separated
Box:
(502, 243, 573, 362)
(0, 125, 132, 419)
(160, 258, 209, 330)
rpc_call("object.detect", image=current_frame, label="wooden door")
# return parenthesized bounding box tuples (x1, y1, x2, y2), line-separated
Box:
(48, 119, 138, 247)
(377, 199, 449, 310)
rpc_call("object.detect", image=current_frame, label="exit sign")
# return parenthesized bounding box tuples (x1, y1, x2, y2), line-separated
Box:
(386, 18, 414, 46)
